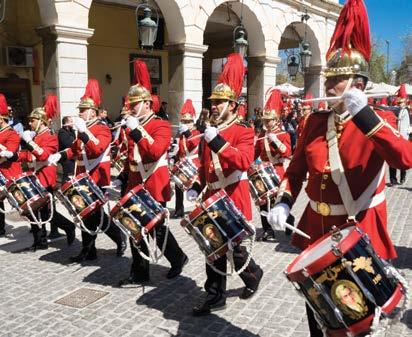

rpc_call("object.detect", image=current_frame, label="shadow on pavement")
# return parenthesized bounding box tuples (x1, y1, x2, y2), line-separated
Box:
(136, 274, 260, 337)
(393, 245, 412, 270)
(400, 309, 412, 329)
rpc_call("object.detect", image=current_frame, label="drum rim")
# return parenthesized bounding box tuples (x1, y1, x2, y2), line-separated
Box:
(79, 199, 104, 219)
(110, 184, 144, 215)
(326, 283, 403, 337)
(247, 161, 276, 175)
(5, 172, 39, 188)
(19, 194, 50, 215)
(61, 172, 91, 191)
(185, 189, 227, 222)
(286, 224, 361, 282)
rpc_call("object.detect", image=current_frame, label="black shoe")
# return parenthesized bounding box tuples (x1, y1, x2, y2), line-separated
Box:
(118, 275, 150, 287)
(193, 292, 226, 316)
(259, 230, 275, 242)
(239, 267, 264, 300)
(116, 239, 127, 257)
(0, 229, 5, 237)
(69, 248, 97, 263)
(28, 242, 49, 252)
(48, 231, 63, 239)
(400, 178, 406, 185)
(390, 179, 398, 186)
(66, 228, 76, 246)
(167, 254, 188, 279)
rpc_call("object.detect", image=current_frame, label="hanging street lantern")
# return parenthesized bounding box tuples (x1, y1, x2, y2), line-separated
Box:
(136, 1, 159, 49)
(233, 26, 248, 58)
(287, 54, 300, 78)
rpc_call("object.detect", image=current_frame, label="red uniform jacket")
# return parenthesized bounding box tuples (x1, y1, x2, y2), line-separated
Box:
(278, 107, 412, 259)
(0, 126, 22, 180)
(126, 113, 171, 202)
(19, 129, 58, 189)
(64, 120, 111, 186)
(255, 129, 292, 179)
(177, 128, 201, 168)
(199, 118, 254, 220)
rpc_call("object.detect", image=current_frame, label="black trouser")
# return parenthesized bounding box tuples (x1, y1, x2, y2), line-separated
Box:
(174, 185, 184, 215)
(129, 202, 185, 279)
(0, 200, 5, 233)
(306, 303, 324, 337)
(205, 245, 261, 296)
(389, 167, 406, 183)
(50, 197, 76, 235)
(80, 211, 123, 252)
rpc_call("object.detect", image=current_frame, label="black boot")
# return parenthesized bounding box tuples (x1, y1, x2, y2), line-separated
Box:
(116, 237, 127, 257)
(193, 289, 226, 316)
(167, 254, 189, 279)
(239, 267, 264, 300)
(65, 227, 76, 246)
(69, 246, 97, 263)
(29, 226, 48, 251)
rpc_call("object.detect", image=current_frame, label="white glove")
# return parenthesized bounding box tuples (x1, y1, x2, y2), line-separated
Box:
(22, 130, 36, 143)
(342, 88, 367, 117)
(126, 116, 139, 130)
(186, 189, 199, 202)
(178, 123, 189, 135)
(204, 126, 218, 143)
(48, 153, 62, 166)
(266, 203, 290, 231)
(0, 150, 13, 159)
(268, 133, 279, 144)
(112, 179, 123, 188)
(74, 117, 87, 133)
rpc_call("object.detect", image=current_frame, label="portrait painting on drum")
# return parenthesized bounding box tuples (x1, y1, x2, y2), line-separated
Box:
(177, 172, 189, 185)
(12, 189, 26, 205)
(331, 279, 368, 320)
(253, 178, 266, 194)
(202, 223, 223, 249)
(121, 216, 141, 235)
(70, 194, 86, 211)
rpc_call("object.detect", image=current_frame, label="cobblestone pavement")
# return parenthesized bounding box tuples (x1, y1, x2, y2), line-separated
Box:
(0, 171, 411, 337)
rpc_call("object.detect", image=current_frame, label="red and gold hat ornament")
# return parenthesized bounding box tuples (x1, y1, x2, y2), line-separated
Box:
(151, 94, 161, 113)
(180, 99, 196, 121)
(262, 89, 283, 120)
(324, 0, 371, 79)
(29, 94, 59, 124)
(0, 94, 9, 119)
(78, 79, 102, 111)
(209, 53, 245, 102)
(128, 60, 153, 104)
(396, 84, 407, 104)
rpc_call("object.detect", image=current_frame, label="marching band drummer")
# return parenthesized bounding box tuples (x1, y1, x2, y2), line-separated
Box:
(172, 99, 201, 218)
(187, 53, 263, 316)
(48, 79, 126, 262)
(0, 94, 22, 238)
(254, 89, 294, 241)
(18, 94, 76, 250)
(266, 0, 412, 335)
(118, 60, 188, 286)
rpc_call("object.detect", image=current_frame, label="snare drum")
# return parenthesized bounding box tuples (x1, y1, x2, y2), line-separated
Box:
(170, 158, 199, 191)
(247, 162, 280, 206)
(285, 225, 404, 337)
(6, 173, 49, 215)
(0, 171, 8, 201)
(181, 190, 255, 263)
(110, 185, 167, 244)
(59, 173, 105, 220)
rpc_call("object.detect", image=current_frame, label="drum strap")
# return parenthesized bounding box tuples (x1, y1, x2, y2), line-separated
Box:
(80, 145, 111, 172)
(132, 143, 168, 182)
(263, 136, 278, 163)
(327, 112, 385, 220)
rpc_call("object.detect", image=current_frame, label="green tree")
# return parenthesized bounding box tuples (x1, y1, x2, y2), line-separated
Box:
(369, 40, 388, 83)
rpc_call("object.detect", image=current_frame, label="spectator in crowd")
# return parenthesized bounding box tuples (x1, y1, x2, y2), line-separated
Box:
(157, 101, 169, 120)
(8, 106, 24, 136)
(98, 108, 114, 128)
(58, 116, 76, 182)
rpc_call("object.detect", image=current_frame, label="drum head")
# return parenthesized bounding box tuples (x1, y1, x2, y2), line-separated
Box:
(288, 226, 354, 274)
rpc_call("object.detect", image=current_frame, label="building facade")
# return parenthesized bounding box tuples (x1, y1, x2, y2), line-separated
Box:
(0, 0, 340, 125)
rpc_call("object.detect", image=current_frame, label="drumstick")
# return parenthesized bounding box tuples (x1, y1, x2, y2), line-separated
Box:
(300, 92, 389, 104)
(260, 211, 311, 239)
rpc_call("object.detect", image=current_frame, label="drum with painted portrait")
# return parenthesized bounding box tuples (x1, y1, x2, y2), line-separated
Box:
(181, 190, 255, 263)
(247, 162, 280, 206)
(170, 158, 199, 191)
(285, 225, 405, 337)
(110, 185, 167, 244)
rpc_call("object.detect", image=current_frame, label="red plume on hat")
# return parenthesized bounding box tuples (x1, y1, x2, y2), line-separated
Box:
(302, 92, 313, 108)
(133, 60, 152, 93)
(151, 94, 160, 113)
(262, 89, 283, 119)
(180, 99, 196, 120)
(81, 79, 102, 107)
(217, 53, 245, 98)
(397, 84, 407, 101)
(378, 97, 388, 106)
(326, 0, 371, 63)
(0, 94, 8, 117)
(318, 101, 327, 110)
(43, 94, 59, 120)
